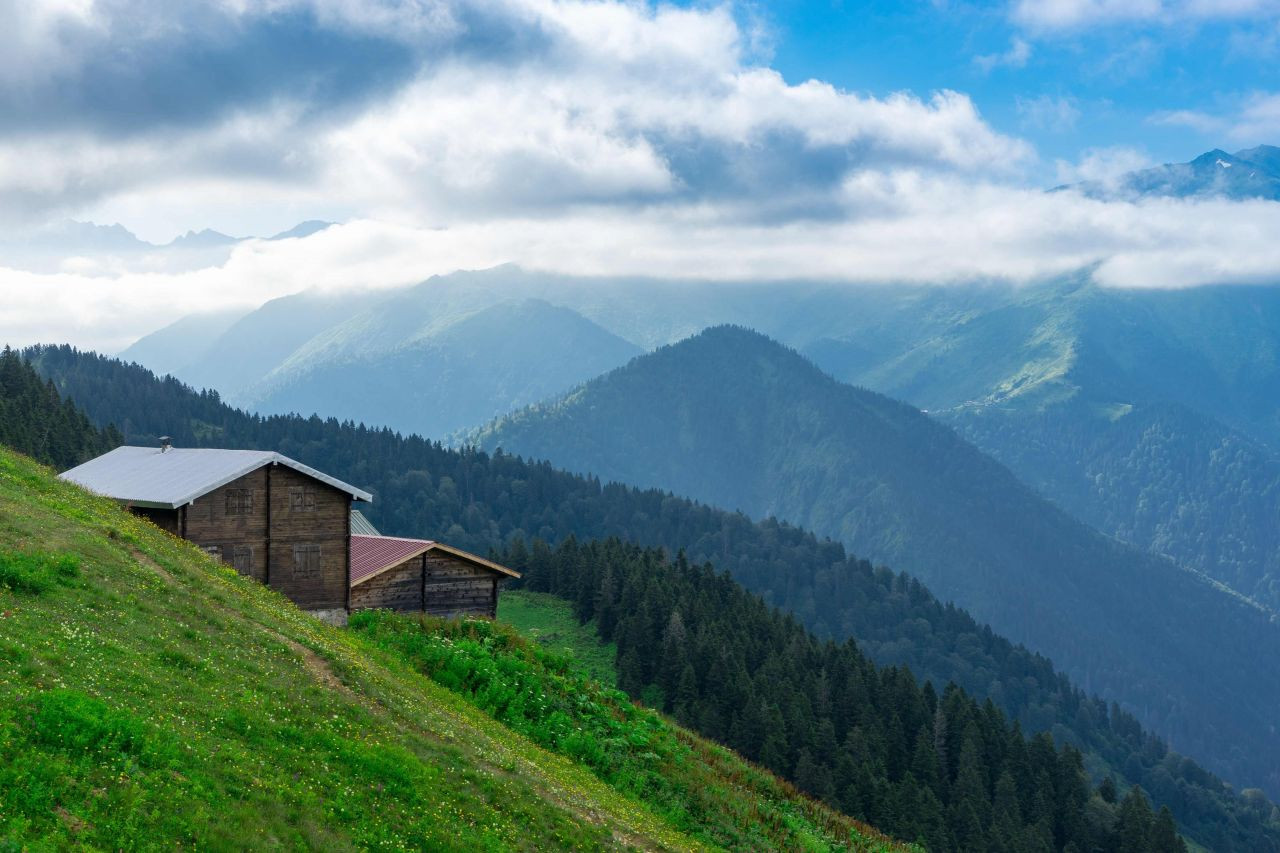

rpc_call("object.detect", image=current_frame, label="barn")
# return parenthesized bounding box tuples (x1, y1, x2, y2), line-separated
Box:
(349, 530, 519, 618)
(60, 442, 519, 622)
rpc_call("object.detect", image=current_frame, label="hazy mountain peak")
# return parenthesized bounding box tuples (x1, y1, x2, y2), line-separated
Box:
(1068, 143, 1280, 201)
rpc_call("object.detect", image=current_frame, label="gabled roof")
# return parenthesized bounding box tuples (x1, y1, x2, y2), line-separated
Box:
(60, 446, 373, 509)
(350, 534, 520, 587)
(349, 509, 382, 536)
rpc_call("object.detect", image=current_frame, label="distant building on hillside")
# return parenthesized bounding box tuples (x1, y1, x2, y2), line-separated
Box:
(60, 442, 517, 622)
(349, 522, 519, 618)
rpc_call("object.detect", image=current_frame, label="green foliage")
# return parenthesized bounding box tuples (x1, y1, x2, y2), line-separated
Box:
(21, 343, 1280, 849)
(351, 610, 903, 852)
(0, 446, 903, 851)
(497, 589, 619, 686)
(0, 550, 79, 594)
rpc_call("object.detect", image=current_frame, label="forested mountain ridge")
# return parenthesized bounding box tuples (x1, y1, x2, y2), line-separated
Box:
(469, 326, 1280, 797)
(949, 398, 1280, 609)
(20, 344, 1280, 846)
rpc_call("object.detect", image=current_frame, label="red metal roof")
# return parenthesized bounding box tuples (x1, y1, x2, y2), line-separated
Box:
(350, 534, 434, 585)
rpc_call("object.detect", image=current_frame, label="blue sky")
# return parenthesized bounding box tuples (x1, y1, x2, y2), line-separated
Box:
(3, 0, 1280, 351)
(758, 0, 1280, 176)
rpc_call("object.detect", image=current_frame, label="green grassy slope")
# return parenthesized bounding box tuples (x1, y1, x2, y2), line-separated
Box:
(0, 447, 905, 851)
(498, 590, 619, 687)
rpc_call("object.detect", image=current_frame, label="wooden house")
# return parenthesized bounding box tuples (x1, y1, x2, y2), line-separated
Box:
(349, 528, 519, 619)
(60, 442, 518, 622)
(61, 443, 371, 620)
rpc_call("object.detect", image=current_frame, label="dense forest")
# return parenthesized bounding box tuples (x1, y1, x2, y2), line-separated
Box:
(19, 344, 1280, 848)
(0, 347, 120, 469)
(507, 536, 1197, 852)
(950, 399, 1280, 611)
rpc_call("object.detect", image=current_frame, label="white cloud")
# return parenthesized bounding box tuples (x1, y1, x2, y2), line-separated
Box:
(8, 186, 1280, 353)
(1151, 91, 1280, 142)
(3, 0, 1280, 356)
(975, 36, 1033, 71)
(1054, 145, 1151, 184)
(1016, 94, 1081, 132)
(1011, 0, 1280, 31)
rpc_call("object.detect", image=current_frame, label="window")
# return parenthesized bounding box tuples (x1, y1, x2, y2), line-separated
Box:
(224, 488, 253, 515)
(201, 545, 222, 559)
(292, 544, 322, 580)
(289, 486, 316, 512)
(231, 545, 253, 576)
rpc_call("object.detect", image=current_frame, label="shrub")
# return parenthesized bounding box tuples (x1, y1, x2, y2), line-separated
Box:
(0, 550, 79, 595)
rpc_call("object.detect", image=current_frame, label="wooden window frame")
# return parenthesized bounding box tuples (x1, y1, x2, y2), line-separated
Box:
(289, 486, 317, 513)
(224, 488, 253, 516)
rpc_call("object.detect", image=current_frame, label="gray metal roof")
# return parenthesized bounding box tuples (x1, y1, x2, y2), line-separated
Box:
(60, 446, 373, 509)
(349, 509, 382, 536)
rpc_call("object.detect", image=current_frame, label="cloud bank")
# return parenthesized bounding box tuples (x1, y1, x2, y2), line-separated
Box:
(0, 0, 1278, 352)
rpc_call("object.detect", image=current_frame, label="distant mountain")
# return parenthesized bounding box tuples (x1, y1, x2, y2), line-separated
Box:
(1065, 144, 1280, 200)
(247, 299, 643, 437)
(266, 220, 334, 240)
(951, 399, 1280, 610)
(472, 325, 1280, 797)
(127, 269, 1280, 611)
(164, 228, 240, 249)
(117, 308, 250, 379)
(24, 219, 154, 253)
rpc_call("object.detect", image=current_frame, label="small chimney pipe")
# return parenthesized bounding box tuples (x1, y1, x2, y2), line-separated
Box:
(159, 436, 172, 453)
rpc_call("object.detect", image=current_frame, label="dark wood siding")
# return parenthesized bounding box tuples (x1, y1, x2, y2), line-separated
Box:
(131, 506, 180, 535)
(266, 466, 350, 611)
(142, 463, 353, 611)
(350, 550, 507, 618)
(350, 555, 425, 612)
(423, 552, 499, 619)
(183, 468, 270, 583)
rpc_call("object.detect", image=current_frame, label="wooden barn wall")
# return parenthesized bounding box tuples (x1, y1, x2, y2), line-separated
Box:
(184, 468, 270, 584)
(267, 466, 351, 611)
(351, 551, 507, 618)
(423, 552, 499, 618)
(351, 556, 424, 612)
(179, 464, 352, 611)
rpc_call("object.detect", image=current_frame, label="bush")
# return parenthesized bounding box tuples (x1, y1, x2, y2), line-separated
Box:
(27, 689, 170, 767)
(0, 550, 79, 594)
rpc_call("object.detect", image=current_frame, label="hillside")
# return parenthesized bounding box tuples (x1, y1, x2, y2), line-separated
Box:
(950, 399, 1280, 609)
(471, 326, 1280, 798)
(23, 344, 1280, 837)
(0, 446, 902, 851)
